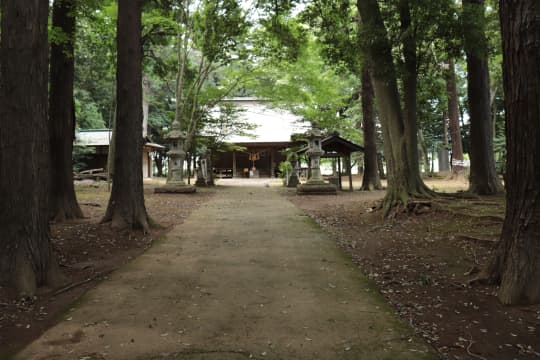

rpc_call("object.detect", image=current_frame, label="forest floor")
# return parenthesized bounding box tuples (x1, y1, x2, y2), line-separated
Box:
(1, 177, 539, 360)
(288, 176, 540, 360)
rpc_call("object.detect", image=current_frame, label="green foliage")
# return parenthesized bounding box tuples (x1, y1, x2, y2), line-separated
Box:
(193, 0, 250, 64)
(301, 0, 360, 74)
(74, 2, 117, 128)
(250, 39, 359, 137)
(74, 89, 106, 129)
(278, 161, 292, 178)
(72, 145, 96, 172)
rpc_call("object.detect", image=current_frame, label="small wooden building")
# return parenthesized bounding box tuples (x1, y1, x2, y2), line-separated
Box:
(214, 141, 297, 178)
(75, 129, 164, 178)
(298, 134, 364, 191)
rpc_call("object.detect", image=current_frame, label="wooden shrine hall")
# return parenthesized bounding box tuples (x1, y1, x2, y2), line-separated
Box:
(297, 134, 364, 191)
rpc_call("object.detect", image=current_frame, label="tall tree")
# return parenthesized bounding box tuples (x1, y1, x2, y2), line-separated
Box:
(462, 0, 502, 194)
(445, 58, 465, 177)
(301, 0, 381, 190)
(360, 67, 381, 190)
(49, 0, 84, 221)
(0, 0, 61, 295)
(399, 0, 421, 188)
(485, 0, 540, 305)
(357, 0, 431, 214)
(173, 0, 249, 154)
(102, 0, 150, 231)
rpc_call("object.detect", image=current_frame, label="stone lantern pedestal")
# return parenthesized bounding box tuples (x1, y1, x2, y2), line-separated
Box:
(297, 126, 336, 195)
(195, 158, 208, 187)
(155, 120, 196, 194)
(287, 153, 300, 188)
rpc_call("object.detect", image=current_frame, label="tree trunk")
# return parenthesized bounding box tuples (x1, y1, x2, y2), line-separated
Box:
(49, 0, 84, 222)
(486, 0, 540, 305)
(418, 128, 431, 174)
(0, 0, 62, 295)
(438, 110, 450, 172)
(399, 0, 423, 185)
(206, 150, 215, 186)
(463, 0, 502, 194)
(102, 0, 149, 232)
(446, 58, 465, 177)
(187, 152, 192, 184)
(357, 0, 431, 215)
(377, 153, 386, 180)
(142, 75, 150, 138)
(360, 67, 382, 190)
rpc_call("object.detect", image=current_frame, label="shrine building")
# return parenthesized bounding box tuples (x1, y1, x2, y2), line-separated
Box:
(211, 98, 307, 178)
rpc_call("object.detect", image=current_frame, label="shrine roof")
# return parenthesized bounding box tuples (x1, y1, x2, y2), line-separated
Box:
(297, 134, 364, 155)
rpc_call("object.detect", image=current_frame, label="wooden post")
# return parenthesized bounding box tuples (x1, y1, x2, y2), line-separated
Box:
(347, 154, 353, 191)
(337, 156, 342, 190)
(270, 148, 275, 178)
(232, 150, 237, 178)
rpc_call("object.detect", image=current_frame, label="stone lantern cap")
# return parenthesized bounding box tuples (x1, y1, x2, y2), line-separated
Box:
(165, 120, 186, 141)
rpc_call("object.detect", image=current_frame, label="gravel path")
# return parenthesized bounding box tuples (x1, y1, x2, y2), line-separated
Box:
(17, 185, 433, 360)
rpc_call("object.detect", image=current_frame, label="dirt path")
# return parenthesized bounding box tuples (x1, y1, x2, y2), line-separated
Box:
(17, 185, 433, 360)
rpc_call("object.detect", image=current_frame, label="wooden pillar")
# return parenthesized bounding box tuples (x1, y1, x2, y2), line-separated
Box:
(337, 156, 342, 190)
(270, 148, 275, 178)
(347, 154, 353, 191)
(232, 150, 237, 178)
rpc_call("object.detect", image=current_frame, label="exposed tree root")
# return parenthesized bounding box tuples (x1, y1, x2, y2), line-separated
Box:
(53, 269, 114, 296)
(455, 234, 498, 244)
(101, 209, 150, 234)
(466, 339, 488, 360)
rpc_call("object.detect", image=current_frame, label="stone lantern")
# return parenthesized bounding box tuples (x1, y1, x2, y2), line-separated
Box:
(297, 124, 336, 195)
(155, 119, 196, 193)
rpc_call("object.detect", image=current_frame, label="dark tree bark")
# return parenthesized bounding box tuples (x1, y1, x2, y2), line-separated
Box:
(360, 68, 381, 190)
(486, 0, 540, 305)
(102, 0, 150, 232)
(49, 0, 84, 222)
(463, 0, 503, 194)
(357, 0, 431, 214)
(445, 58, 465, 177)
(0, 0, 62, 295)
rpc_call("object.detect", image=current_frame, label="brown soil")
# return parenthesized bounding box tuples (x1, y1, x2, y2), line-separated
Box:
(286, 180, 540, 360)
(0, 181, 214, 357)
